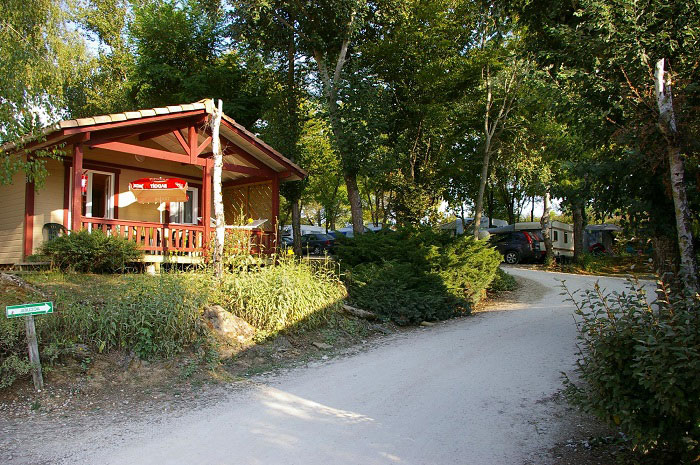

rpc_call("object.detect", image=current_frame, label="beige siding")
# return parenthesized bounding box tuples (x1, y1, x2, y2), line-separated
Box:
(0, 172, 26, 264)
(85, 147, 204, 223)
(224, 182, 272, 231)
(32, 160, 66, 254)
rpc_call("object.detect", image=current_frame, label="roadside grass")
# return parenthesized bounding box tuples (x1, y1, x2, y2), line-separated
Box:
(538, 254, 655, 277)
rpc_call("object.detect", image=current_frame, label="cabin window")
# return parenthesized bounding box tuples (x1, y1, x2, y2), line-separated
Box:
(170, 187, 198, 225)
(564, 232, 569, 244)
(77, 170, 115, 219)
(553, 230, 559, 242)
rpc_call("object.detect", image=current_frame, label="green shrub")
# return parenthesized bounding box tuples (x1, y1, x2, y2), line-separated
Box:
(41, 230, 143, 273)
(337, 228, 502, 324)
(564, 281, 700, 462)
(488, 268, 518, 293)
(346, 261, 458, 325)
(214, 258, 347, 332)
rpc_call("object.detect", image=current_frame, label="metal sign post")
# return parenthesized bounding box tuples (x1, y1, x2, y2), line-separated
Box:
(6, 302, 53, 391)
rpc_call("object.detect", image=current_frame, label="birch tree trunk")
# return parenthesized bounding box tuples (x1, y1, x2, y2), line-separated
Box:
(211, 99, 225, 279)
(655, 58, 698, 293)
(540, 190, 553, 264)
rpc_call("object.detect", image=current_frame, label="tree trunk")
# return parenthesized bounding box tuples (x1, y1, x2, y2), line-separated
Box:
(287, 35, 303, 257)
(540, 191, 553, 264)
(572, 201, 584, 263)
(291, 200, 302, 255)
(487, 183, 494, 228)
(345, 172, 364, 234)
(530, 195, 535, 222)
(211, 99, 225, 278)
(473, 134, 491, 239)
(655, 58, 698, 293)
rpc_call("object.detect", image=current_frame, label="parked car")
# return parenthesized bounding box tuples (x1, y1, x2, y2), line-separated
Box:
(489, 230, 544, 264)
(300, 233, 335, 255)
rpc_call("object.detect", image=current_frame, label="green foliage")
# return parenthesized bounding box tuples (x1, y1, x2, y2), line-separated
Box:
(564, 281, 700, 461)
(337, 228, 502, 324)
(40, 230, 144, 273)
(488, 268, 518, 293)
(214, 257, 347, 332)
(31, 273, 210, 359)
(346, 261, 457, 325)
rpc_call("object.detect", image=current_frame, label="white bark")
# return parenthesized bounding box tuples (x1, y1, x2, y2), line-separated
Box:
(540, 191, 553, 263)
(654, 59, 698, 293)
(211, 99, 225, 278)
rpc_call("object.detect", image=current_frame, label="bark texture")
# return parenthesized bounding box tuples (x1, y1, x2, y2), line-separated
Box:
(540, 191, 553, 263)
(211, 99, 225, 278)
(654, 58, 698, 293)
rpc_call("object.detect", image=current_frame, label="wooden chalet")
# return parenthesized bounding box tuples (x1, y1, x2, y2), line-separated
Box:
(0, 100, 306, 266)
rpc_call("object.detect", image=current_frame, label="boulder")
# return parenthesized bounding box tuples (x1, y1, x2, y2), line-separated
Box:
(204, 305, 255, 342)
(312, 342, 332, 350)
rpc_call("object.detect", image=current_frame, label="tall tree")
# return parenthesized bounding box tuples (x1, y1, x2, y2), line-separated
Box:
(1, 0, 85, 182)
(232, 0, 368, 234)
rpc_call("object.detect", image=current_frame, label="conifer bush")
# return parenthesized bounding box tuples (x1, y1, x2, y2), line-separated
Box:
(336, 228, 502, 324)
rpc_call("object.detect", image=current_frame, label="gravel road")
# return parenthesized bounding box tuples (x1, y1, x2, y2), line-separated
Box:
(5, 268, 653, 465)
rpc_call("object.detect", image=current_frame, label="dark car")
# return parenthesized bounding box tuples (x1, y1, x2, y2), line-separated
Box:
(489, 230, 544, 264)
(300, 233, 335, 255)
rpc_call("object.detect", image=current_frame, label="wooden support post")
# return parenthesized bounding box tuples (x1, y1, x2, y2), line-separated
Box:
(24, 176, 35, 259)
(271, 174, 280, 251)
(202, 158, 213, 253)
(25, 315, 43, 390)
(71, 143, 84, 231)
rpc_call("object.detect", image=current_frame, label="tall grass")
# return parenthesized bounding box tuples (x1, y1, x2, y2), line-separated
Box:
(26, 272, 210, 359)
(214, 257, 347, 332)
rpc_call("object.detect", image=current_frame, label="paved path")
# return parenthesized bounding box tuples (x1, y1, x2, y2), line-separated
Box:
(19, 269, 653, 464)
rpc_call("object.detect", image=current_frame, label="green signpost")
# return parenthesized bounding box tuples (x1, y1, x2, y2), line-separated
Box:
(5, 302, 54, 391)
(6, 302, 53, 318)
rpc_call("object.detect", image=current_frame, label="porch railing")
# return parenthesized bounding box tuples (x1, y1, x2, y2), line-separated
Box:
(80, 218, 276, 256)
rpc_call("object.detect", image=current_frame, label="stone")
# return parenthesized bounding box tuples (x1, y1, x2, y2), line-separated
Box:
(420, 321, 436, 327)
(312, 342, 332, 350)
(203, 305, 255, 342)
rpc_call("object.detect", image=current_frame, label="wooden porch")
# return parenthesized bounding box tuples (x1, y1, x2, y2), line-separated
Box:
(8, 100, 306, 264)
(81, 217, 275, 258)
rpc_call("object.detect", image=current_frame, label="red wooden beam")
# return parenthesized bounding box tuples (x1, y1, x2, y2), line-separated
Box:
(188, 125, 198, 164)
(62, 110, 207, 135)
(202, 158, 213, 250)
(71, 143, 84, 231)
(90, 141, 204, 165)
(88, 117, 204, 149)
(221, 118, 305, 179)
(24, 175, 35, 259)
(64, 158, 202, 182)
(63, 163, 70, 228)
(222, 177, 270, 188)
(172, 129, 190, 154)
(195, 136, 212, 157)
(222, 163, 267, 177)
(222, 143, 276, 174)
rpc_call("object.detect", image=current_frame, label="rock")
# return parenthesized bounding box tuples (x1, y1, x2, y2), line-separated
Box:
(312, 342, 332, 350)
(341, 304, 378, 320)
(203, 305, 255, 342)
(420, 321, 435, 327)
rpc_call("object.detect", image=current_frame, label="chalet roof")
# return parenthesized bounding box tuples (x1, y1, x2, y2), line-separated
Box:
(3, 99, 306, 182)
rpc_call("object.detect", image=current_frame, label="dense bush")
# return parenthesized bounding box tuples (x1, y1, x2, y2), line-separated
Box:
(214, 258, 347, 332)
(346, 261, 458, 325)
(41, 230, 143, 273)
(336, 228, 502, 324)
(564, 281, 700, 462)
